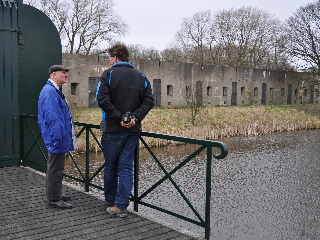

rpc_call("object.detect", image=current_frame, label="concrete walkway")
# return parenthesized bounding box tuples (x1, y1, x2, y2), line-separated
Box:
(0, 166, 200, 240)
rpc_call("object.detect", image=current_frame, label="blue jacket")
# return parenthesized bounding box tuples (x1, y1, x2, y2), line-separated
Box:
(96, 80, 106, 120)
(38, 80, 74, 154)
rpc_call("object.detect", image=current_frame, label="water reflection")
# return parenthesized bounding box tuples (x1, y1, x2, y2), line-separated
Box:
(64, 130, 320, 239)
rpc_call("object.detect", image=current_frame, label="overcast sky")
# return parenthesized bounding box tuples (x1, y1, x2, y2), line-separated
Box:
(113, 0, 314, 51)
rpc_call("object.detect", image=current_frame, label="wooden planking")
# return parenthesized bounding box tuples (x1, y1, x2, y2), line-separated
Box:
(0, 166, 199, 240)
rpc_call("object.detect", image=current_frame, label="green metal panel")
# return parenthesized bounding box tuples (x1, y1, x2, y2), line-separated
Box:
(0, 1, 20, 167)
(0, 1, 62, 168)
(17, 3, 62, 171)
(18, 3, 62, 115)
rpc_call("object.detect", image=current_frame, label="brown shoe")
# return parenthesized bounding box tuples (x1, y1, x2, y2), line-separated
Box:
(107, 205, 127, 218)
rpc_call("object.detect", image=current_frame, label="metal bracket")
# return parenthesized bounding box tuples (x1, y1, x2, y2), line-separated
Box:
(0, 27, 23, 44)
(1, 0, 18, 9)
(0, 28, 18, 32)
(18, 26, 23, 45)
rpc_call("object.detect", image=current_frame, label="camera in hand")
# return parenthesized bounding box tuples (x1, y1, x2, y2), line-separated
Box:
(121, 112, 132, 124)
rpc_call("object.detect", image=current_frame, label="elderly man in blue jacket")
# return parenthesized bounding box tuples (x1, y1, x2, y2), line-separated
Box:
(38, 65, 75, 209)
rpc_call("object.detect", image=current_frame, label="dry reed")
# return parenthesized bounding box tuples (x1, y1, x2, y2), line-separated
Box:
(71, 104, 320, 151)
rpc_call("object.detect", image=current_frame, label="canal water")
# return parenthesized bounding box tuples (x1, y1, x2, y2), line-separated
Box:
(64, 129, 320, 239)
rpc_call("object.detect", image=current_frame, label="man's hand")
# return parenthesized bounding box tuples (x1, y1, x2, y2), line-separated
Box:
(121, 118, 136, 128)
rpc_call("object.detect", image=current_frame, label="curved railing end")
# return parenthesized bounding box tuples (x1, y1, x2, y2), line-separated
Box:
(212, 142, 228, 160)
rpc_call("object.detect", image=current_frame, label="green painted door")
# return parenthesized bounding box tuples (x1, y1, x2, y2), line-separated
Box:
(18, 3, 62, 172)
(0, 0, 62, 169)
(0, 1, 20, 167)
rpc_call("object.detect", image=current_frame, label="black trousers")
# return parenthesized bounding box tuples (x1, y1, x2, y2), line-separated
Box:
(46, 152, 65, 202)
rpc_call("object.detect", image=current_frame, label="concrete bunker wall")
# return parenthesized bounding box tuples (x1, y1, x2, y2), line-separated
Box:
(62, 53, 319, 107)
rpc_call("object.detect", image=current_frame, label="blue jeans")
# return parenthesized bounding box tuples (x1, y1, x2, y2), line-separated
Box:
(101, 132, 139, 210)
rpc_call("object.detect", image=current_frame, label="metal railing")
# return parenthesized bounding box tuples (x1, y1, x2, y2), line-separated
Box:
(20, 114, 228, 239)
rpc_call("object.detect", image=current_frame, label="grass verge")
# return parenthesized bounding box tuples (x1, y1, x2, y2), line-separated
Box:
(71, 104, 320, 151)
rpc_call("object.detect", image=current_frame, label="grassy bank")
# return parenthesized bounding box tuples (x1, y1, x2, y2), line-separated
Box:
(71, 104, 320, 151)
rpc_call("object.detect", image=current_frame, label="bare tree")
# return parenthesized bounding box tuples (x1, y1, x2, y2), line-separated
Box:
(127, 44, 145, 60)
(171, 7, 288, 69)
(282, 0, 320, 75)
(160, 45, 185, 62)
(189, 93, 201, 125)
(128, 44, 192, 63)
(212, 7, 283, 68)
(174, 10, 215, 67)
(185, 83, 202, 126)
(127, 44, 161, 60)
(25, 0, 128, 55)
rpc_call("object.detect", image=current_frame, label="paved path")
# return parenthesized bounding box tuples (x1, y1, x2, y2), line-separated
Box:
(0, 166, 199, 240)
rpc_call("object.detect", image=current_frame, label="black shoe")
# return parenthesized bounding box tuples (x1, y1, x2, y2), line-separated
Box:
(61, 194, 71, 201)
(49, 200, 72, 209)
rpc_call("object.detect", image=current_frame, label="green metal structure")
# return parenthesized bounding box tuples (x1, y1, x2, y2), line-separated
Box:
(21, 114, 228, 239)
(0, 0, 61, 167)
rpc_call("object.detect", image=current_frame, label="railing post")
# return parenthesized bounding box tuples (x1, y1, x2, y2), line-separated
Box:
(205, 146, 212, 239)
(133, 140, 140, 211)
(19, 114, 25, 166)
(85, 126, 90, 192)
